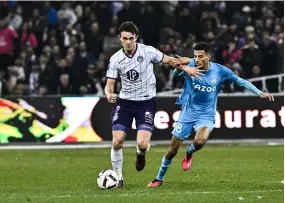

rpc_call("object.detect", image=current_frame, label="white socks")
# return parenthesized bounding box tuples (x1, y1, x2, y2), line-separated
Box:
(136, 144, 150, 155)
(111, 148, 123, 179)
(111, 144, 150, 179)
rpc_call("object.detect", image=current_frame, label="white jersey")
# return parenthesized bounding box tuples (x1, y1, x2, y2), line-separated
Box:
(106, 43, 164, 101)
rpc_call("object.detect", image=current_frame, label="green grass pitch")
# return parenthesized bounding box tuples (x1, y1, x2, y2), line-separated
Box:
(0, 145, 283, 203)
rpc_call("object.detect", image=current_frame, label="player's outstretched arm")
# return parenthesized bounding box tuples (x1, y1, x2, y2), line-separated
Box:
(235, 78, 274, 102)
(163, 55, 204, 79)
(174, 54, 191, 66)
(224, 67, 274, 102)
(172, 54, 191, 77)
(162, 55, 191, 68)
(161, 55, 178, 67)
(104, 79, 118, 103)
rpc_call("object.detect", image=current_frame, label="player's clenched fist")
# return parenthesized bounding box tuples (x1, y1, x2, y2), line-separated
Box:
(107, 93, 118, 103)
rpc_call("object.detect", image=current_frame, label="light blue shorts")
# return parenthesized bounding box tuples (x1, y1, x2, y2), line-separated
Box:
(172, 120, 214, 140)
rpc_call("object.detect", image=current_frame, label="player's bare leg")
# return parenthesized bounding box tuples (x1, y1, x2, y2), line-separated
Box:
(148, 135, 182, 187)
(182, 127, 210, 171)
(136, 130, 151, 171)
(111, 130, 126, 188)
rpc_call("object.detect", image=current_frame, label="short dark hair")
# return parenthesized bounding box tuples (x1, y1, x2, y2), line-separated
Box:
(194, 42, 211, 54)
(118, 21, 139, 36)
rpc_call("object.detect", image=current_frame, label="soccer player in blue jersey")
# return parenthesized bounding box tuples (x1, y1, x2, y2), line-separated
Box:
(148, 42, 274, 187)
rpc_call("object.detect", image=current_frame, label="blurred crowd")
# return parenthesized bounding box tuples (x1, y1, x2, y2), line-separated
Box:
(0, 1, 283, 96)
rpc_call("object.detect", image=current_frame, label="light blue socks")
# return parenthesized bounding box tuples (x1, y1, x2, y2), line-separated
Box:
(156, 156, 172, 181)
(186, 143, 196, 155)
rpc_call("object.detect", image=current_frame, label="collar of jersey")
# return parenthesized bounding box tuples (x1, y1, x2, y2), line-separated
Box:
(208, 61, 213, 70)
(122, 43, 138, 59)
(202, 61, 213, 72)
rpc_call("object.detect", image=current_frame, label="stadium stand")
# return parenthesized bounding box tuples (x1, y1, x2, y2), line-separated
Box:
(0, 1, 283, 96)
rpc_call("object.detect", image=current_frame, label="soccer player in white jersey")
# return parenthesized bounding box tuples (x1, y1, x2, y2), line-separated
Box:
(104, 21, 184, 188)
(148, 42, 274, 187)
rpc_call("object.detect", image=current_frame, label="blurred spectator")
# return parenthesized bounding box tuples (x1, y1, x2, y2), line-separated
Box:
(222, 38, 242, 67)
(103, 27, 121, 58)
(0, 20, 17, 76)
(271, 24, 283, 44)
(79, 5, 91, 28)
(74, 4, 83, 19)
(11, 79, 29, 96)
(29, 64, 40, 95)
(50, 45, 61, 65)
(260, 31, 279, 76)
(177, 34, 195, 58)
(175, 7, 196, 40)
(251, 65, 263, 91)
(117, 1, 140, 26)
(7, 58, 25, 93)
(57, 2, 77, 30)
(30, 8, 48, 56)
(38, 84, 48, 96)
(66, 47, 76, 66)
(85, 23, 103, 59)
(26, 46, 36, 64)
(38, 55, 53, 93)
(74, 23, 85, 42)
(260, 31, 280, 92)
(9, 5, 23, 30)
(277, 41, 284, 74)
(224, 22, 239, 45)
(74, 41, 95, 71)
(79, 64, 104, 95)
(43, 46, 52, 62)
(63, 24, 77, 49)
(0, 68, 9, 95)
(96, 2, 113, 35)
(140, 4, 159, 46)
(21, 22, 38, 50)
(44, 2, 58, 27)
(70, 41, 95, 93)
(240, 34, 262, 78)
(57, 73, 73, 95)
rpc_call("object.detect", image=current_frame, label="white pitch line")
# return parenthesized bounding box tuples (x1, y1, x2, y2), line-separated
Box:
(2, 189, 283, 200)
(0, 139, 283, 150)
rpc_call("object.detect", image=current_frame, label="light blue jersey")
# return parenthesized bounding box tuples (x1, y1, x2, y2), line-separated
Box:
(172, 59, 262, 140)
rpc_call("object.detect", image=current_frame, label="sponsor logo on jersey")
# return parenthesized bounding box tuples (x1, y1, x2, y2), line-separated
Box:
(126, 69, 139, 81)
(194, 84, 216, 92)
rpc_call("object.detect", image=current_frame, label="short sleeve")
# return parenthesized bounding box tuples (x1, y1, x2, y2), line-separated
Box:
(106, 58, 119, 79)
(147, 46, 164, 64)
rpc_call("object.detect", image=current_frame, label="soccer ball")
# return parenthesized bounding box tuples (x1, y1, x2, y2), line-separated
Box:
(97, 169, 119, 189)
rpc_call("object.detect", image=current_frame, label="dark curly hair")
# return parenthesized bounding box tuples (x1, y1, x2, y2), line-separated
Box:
(194, 42, 211, 54)
(118, 21, 139, 36)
